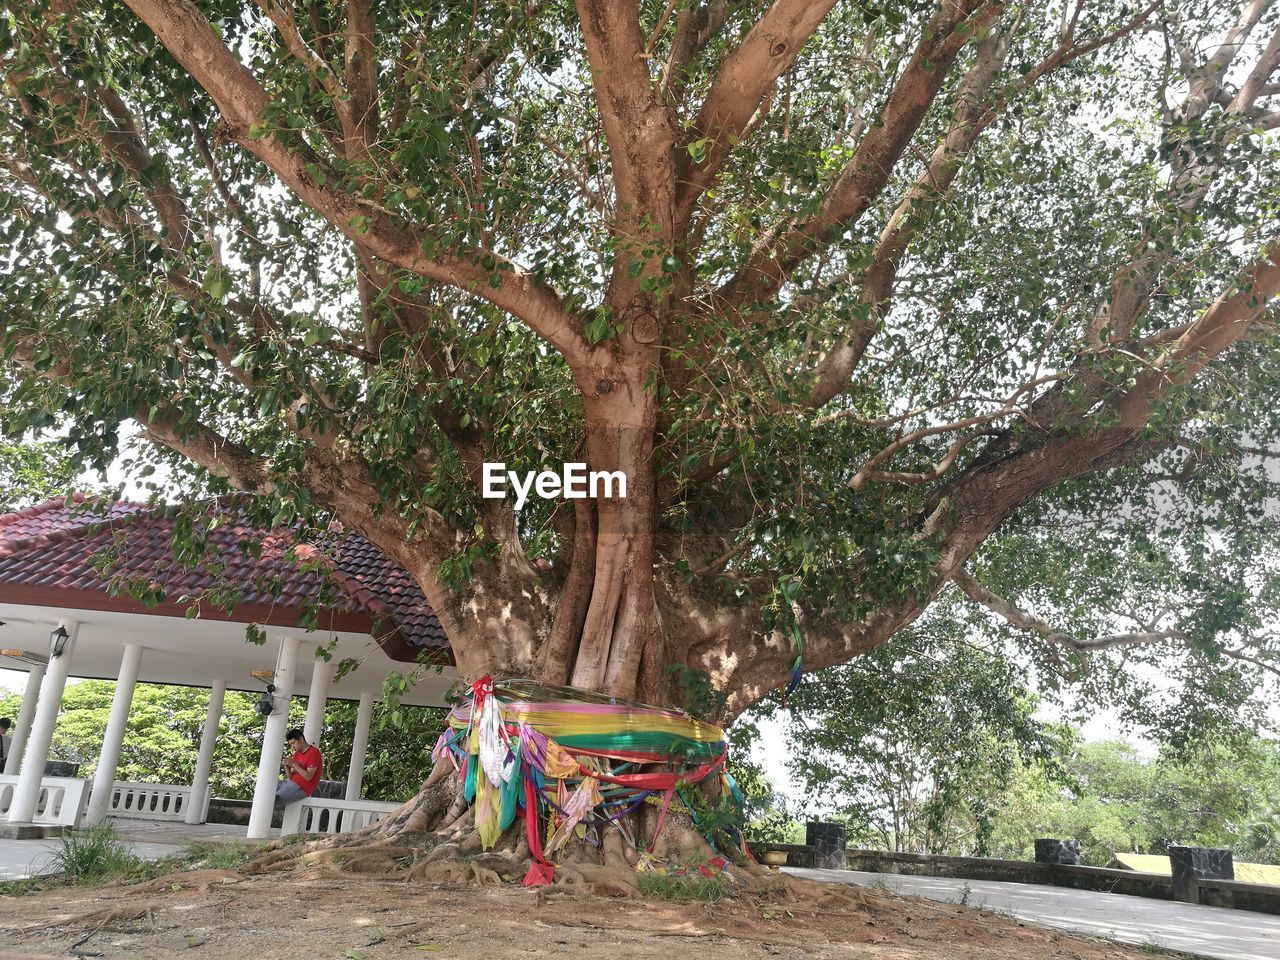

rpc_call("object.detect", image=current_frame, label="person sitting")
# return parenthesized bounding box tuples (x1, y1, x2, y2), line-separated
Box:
(275, 728, 322, 807)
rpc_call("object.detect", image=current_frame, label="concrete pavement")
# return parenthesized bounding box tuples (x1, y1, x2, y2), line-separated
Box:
(789, 867, 1280, 960)
(0, 838, 184, 881)
(0, 818, 271, 882)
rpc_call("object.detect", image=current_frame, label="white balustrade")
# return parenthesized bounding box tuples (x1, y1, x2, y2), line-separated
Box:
(0, 775, 90, 827)
(105, 781, 210, 822)
(280, 796, 401, 836)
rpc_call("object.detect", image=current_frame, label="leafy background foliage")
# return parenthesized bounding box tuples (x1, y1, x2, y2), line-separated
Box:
(0, 679, 446, 802)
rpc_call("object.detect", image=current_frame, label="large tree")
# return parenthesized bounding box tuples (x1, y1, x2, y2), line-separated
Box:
(2, 0, 1280, 851)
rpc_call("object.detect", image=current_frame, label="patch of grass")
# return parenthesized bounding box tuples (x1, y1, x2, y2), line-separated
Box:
(1139, 933, 1169, 955)
(179, 841, 251, 870)
(638, 870, 729, 902)
(978, 902, 1018, 921)
(50, 823, 144, 883)
(0, 878, 43, 897)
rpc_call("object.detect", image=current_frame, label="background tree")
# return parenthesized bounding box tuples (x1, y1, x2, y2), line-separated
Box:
(990, 736, 1280, 865)
(0, 431, 77, 511)
(772, 611, 1066, 855)
(2, 0, 1280, 851)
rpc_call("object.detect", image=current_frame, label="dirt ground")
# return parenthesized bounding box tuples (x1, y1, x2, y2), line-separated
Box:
(0, 864, 1186, 960)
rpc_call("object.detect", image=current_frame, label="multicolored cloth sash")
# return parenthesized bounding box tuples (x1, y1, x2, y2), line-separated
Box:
(432, 677, 739, 886)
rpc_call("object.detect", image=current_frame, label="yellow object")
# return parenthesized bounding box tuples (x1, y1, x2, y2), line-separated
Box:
(1111, 852, 1280, 886)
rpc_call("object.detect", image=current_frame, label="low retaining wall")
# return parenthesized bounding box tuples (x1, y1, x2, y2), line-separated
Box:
(843, 848, 1175, 900)
(1199, 878, 1280, 915)
(756, 845, 1280, 915)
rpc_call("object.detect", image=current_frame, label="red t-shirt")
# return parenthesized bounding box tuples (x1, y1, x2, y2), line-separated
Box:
(290, 745, 323, 795)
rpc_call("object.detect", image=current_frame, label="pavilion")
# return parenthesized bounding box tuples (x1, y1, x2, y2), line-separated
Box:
(0, 494, 457, 838)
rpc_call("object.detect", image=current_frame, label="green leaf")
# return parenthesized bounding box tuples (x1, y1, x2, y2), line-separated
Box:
(201, 265, 231, 302)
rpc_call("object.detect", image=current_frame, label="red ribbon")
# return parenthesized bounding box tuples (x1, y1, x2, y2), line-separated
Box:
(581, 751, 726, 792)
(471, 674, 494, 710)
(521, 772, 555, 887)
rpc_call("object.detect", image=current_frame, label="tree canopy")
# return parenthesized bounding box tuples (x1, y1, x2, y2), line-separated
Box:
(1, 0, 1278, 721)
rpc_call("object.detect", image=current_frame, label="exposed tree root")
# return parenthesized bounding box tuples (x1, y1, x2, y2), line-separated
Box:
(124, 869, 241, 894)
(554, 861, 641, 898)
(16, 904, 157, 935)
(234, 773, 880, 915)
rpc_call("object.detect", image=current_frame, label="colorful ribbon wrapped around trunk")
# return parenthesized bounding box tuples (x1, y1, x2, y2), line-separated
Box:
(432, 677, 740, 886)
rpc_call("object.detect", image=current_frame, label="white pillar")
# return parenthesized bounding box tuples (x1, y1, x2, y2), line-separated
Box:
(185, 680, 226, 824)
(85, 644, 144, 825)
(3, 664, 45, 775)
(247, 635, 300, 839)
(8, 621, 79, 824)
(345, 692, 374, 801)
(302, 659, 331, 747)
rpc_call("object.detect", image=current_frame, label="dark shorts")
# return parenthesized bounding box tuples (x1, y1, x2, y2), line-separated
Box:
(275, 780, 307, 806)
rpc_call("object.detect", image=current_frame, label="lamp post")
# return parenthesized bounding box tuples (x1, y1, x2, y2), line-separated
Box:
(48, 626, 70, 659)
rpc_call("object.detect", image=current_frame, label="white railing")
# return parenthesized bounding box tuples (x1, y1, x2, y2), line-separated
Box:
(281, 796, 401, 836)
(105, 782, 210, 822)
(0, 775, 90, 827)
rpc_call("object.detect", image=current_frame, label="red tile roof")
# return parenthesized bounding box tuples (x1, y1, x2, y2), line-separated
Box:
(0, 495, 449, 663)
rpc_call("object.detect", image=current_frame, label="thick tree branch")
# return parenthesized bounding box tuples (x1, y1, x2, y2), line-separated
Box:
(805, 21, 1011, 408)
(574, 0, 677, 252)
(137, 407, 278, 494)
(800, 1, 1161, 407)
(343, 0, 379, 159)
(1229, 21, 1280, 111)
(121, 0, 594, 368)
(1187, 0, 1274, 117)
(1117, 238, 1280, 428)
(673, 0, 840, 230)
(9, 64, 193, 251)
(253, 0, 346, 111)
(660, 0, 729, 98)
(715, 1, 995, 312)
(1089, 2, 1276, 344)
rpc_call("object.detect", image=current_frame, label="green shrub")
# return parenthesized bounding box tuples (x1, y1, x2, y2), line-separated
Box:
(50, 823, 143, 882)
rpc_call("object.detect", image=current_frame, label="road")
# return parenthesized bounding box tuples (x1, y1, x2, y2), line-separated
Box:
(788, 867, 1280, 960)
